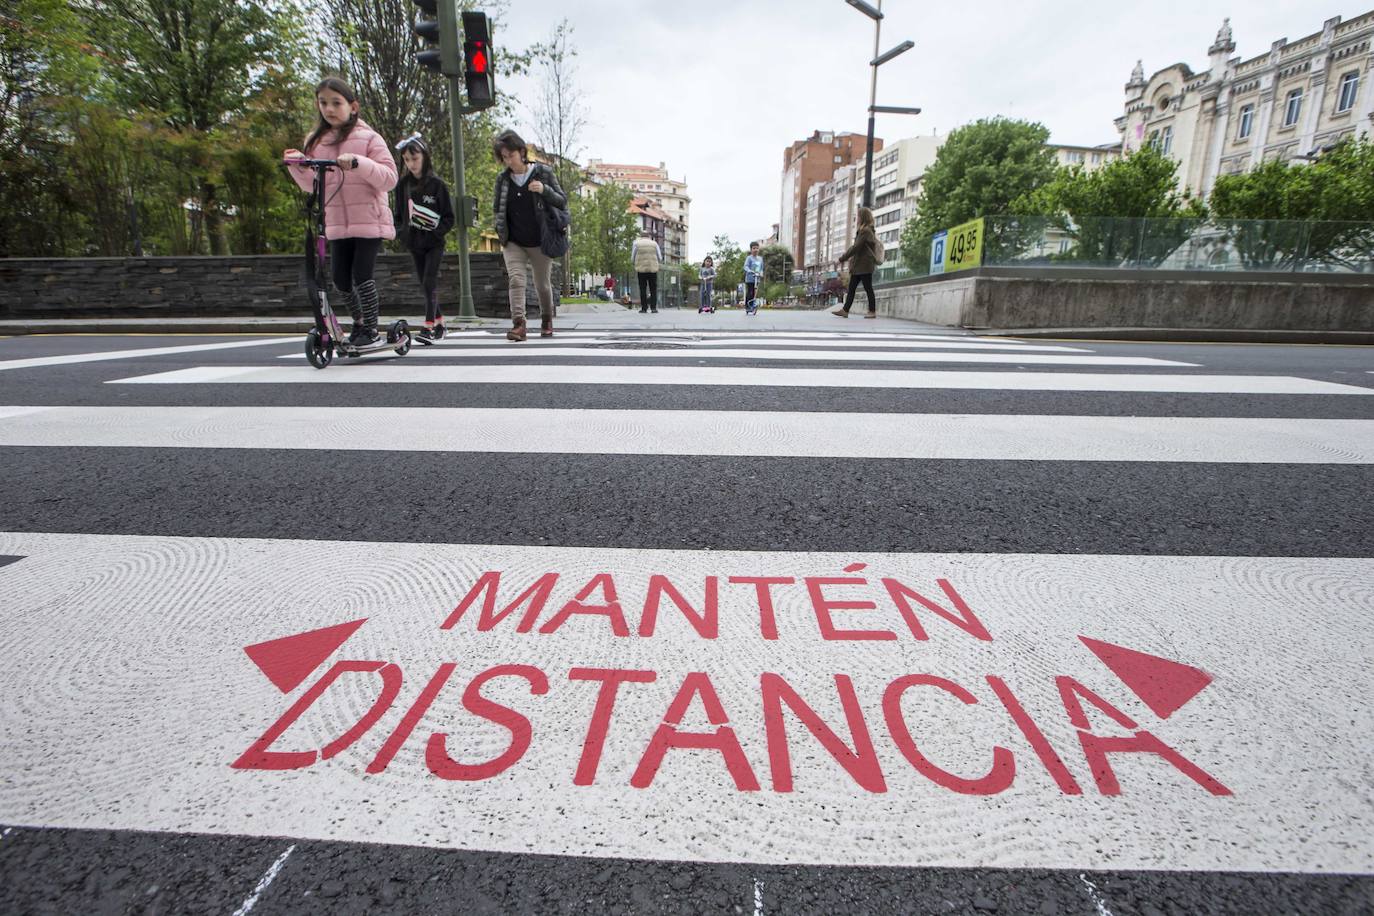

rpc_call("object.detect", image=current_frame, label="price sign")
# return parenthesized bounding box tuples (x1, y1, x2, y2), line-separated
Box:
(944, 217, 984, 273)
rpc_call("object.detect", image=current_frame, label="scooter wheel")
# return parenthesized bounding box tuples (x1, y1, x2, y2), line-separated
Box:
(305, 328, 332, 369)
(388, 320, 411, 355)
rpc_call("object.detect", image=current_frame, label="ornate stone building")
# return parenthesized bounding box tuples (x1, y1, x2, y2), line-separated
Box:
(584, 160, 691, 265)
(1117, 12, 1374, 197)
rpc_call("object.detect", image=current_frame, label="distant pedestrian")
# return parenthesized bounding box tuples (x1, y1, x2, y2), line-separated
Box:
(283, 76, 398, 346)
(492, 129, 568, 341)
(832, 207, 879, 319)
(698, 256, 717, 312)
(603, 273, 615, 301)
(631, 233, 662, 313)
(743, 242, 764, 316)
(393, 133, 454, 341)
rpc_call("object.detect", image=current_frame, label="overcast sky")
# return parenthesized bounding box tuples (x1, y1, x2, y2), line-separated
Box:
(497, 1, 1368, 261)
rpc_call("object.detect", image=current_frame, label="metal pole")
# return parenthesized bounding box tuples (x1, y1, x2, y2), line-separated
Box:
(862, 0, 882, 208)
(448, 74, 476, 318)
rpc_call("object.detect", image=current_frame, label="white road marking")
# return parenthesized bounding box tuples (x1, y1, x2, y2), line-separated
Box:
(754, 878, 764, 916)
(0, 532, 1370, 873)
(0, 337, 298, 372)
(230, 843, 296, 916)
(108, 364, 1374, 395)
(508, 330, 1007, 342)
(1, 405, 1370, 463)
(1079, 874, 1115, 916)
(277, 347, 1191, 367)
(416, 337, 1088, 352)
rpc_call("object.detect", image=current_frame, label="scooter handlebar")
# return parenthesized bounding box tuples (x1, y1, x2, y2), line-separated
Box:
(283, 157, 339, 168)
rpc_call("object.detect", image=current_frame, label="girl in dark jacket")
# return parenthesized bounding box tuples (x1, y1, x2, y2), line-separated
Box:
(491, 130, 568, 341)
(393, 133, 455, 340)
(832, 206, 880, 319)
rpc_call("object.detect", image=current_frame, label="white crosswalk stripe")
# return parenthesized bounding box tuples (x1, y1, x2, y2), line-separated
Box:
(109, 364, 1374, 394)
(276, 345, 1194, 366)
(2, 324, 1372, 883)
(2, 405, 1371, 462)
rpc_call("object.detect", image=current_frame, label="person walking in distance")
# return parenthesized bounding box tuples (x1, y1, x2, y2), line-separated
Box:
(743, 241, 764, 315)
(832, 207, 880, 319)
(631, 233, 662, 313)
(284, 76, 398, 346)
(603, 273, 615, 302)
(392, 133, 454, 341)
(492, 130, 567, 341)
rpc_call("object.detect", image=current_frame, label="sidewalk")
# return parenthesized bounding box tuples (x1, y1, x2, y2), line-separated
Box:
(5, 309, 1361, 342)
(0, 307, 938, 336)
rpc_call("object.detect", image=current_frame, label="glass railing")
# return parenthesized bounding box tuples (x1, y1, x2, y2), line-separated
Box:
(874, 216, 1374, 284)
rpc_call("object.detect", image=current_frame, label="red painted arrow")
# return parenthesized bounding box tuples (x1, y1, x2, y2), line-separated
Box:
(243, 619, 367, 693)
(1079, 636, 1213, 719)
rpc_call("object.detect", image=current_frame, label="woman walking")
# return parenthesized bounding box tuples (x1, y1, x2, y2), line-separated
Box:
(492, 130, 568, 340)
(832, 207, 880, 319)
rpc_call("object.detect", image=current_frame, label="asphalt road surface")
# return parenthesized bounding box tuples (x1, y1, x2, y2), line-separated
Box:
(1, 310, 1371, 915)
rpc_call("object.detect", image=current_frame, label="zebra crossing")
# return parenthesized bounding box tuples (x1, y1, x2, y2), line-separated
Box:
(0, 323, 1371, 911)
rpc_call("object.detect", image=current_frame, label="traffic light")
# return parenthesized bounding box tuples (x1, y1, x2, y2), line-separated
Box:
(412, 0, 460, 77)
(462, 11, 496, 110)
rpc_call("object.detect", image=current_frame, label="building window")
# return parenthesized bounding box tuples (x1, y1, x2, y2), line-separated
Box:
(834, 155, 842, 163)
(1283, 89, 1303, 127)
(1147, 130, 1160, 150)
(1091, 152, 1103, 164)
(1237, 104, 1254, 139)
(1337, 71, 1359, 113)
(1161, 126, 1173, 154)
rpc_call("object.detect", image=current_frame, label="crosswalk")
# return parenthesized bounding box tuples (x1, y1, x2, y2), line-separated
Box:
(1, 323, 1372, 909)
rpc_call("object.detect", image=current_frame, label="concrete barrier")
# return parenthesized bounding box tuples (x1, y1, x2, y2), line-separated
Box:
(876, 267, 1374, 336)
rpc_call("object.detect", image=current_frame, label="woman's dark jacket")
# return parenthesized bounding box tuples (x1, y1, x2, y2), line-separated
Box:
(491, 162, 568, 248)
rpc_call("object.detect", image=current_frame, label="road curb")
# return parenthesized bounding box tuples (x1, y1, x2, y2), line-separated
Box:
(971, 327, 1374, 345)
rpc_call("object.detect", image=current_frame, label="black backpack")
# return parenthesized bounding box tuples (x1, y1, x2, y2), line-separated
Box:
(538, 167, 572, 258)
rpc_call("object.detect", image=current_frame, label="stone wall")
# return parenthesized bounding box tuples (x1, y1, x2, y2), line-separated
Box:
(0, 253, 559, 320)
(877, 268, 1374, 332)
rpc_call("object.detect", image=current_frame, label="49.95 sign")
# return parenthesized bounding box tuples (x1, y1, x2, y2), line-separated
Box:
(943, 217, 984, 272)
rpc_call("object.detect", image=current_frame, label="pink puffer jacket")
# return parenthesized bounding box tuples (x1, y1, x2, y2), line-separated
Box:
(288, 119, 397, 240)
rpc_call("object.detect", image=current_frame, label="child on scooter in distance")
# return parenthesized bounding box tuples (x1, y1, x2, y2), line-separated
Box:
(393, 133, 455, 340)
(284, 76, 397, 347)
(698, 256, 716, 313)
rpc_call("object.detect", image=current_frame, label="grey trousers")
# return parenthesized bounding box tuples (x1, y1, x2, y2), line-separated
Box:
(502, 243, 555, 322)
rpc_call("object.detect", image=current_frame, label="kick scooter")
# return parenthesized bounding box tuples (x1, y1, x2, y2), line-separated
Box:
(289, 157, 412, 369)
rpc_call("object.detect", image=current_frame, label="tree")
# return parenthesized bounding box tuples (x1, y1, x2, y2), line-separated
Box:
(709, 234, 745, 299)
(569, 181, 635, 278)
(0, 0, 103, 255)
(1210, 138, 1374, 269)
(91, 0, 299, 253)
(899, 117, 1057, 268)
(529, 19, 585, 293)
(1014, 145, 1206, 265)
(760, 244, 794, 284)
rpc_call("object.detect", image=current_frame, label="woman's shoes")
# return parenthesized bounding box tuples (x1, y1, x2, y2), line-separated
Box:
(506, 317, 527, 342)
(831, 308, 849, 318)
(540, 315, 554, 337)
(864, 312, 877, 319)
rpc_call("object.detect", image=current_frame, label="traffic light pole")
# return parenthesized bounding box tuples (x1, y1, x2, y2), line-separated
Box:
(447, 77, 476, 320)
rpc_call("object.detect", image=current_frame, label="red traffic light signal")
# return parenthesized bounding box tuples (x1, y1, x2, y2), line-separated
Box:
(461, 11, 495, 110)
(467, 40, 489, 74)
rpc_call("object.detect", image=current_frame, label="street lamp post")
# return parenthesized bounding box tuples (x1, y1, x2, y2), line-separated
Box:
(845, 0, 918, 207)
